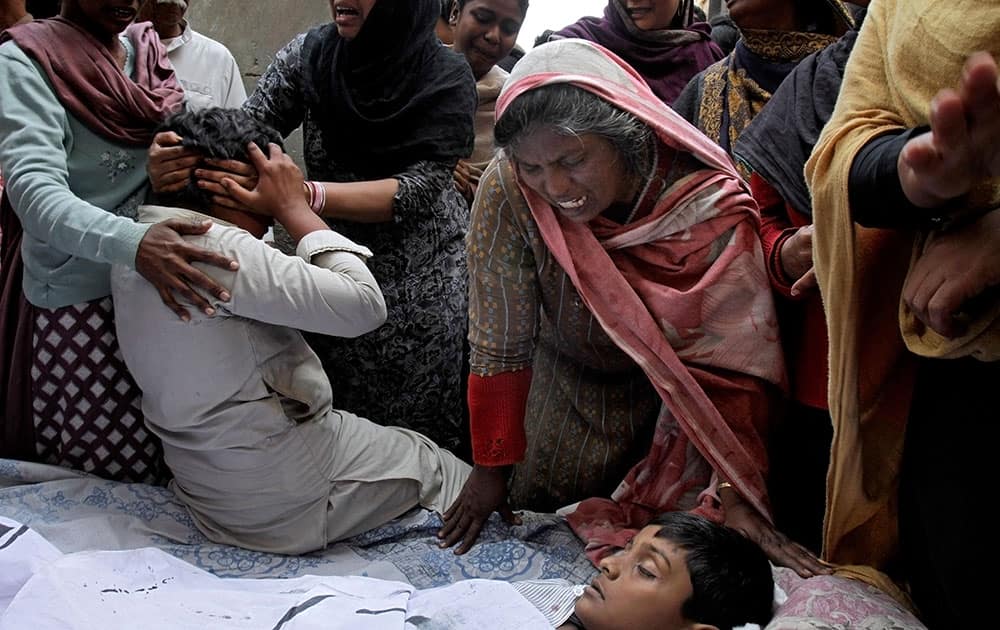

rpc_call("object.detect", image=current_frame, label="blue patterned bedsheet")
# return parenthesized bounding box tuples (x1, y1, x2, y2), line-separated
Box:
(0, 459, 597, 589)
(0, 459, 930, 629)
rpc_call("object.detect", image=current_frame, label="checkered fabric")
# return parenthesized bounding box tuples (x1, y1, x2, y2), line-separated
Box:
(31, 297, 168, 485)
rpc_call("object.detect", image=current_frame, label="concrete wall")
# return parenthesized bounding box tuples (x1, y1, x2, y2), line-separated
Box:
(185, 1, 331, 164)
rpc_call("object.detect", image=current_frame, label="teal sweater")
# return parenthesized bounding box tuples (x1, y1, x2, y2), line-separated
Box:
(0, 39, 151, 308)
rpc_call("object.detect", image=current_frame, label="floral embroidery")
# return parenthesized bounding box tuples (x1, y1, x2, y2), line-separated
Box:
(100, 150, 136, 183)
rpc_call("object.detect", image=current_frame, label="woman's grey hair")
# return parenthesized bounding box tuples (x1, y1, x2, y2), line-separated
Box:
(494, 84, 654, 178)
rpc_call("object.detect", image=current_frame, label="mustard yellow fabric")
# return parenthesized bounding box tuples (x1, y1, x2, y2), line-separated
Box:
(806, 0, 1000, 591)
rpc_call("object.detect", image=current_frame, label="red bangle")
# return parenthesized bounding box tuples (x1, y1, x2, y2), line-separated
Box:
(468, 369, 532, 466)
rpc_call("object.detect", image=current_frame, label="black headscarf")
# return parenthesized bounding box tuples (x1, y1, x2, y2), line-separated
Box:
(301, 0, 476, 177)
(734, 10, 866, 217)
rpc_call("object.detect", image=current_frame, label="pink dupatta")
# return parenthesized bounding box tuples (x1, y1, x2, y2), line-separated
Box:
(496, 39, 785, 557)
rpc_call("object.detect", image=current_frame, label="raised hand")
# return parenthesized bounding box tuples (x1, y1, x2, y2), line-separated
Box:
(898, 52, 1000, 208)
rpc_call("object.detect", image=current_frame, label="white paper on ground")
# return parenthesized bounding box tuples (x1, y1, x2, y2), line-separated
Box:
(0, 517, 63, 615)
(0, 520, 551, 630)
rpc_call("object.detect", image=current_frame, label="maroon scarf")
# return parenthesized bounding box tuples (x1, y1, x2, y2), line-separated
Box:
(554, 0, 722, 105)
(1, 17, 183, 146)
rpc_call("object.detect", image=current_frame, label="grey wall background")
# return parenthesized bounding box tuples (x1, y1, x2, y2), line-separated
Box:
(185, 1, 331, 164)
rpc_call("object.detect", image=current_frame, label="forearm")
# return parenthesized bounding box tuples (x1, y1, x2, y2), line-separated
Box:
(316, 178, 399, 223)
(241, 34, 306, 137)
(273, 188, 330, 244)
(849, 126, 946, 228)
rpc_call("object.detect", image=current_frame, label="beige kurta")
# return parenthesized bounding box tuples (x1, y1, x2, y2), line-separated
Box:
(111, 206, 470, 554)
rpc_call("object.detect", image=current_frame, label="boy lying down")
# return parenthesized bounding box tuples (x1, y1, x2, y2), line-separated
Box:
(0, 512, 775, 629)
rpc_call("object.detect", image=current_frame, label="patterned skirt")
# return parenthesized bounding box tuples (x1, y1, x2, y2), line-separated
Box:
(0, 193, 166, 484)
(30, 298, 167, 484)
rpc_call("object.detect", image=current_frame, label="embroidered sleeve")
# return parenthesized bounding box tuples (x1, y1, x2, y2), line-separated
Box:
(242, 33, 307, 137)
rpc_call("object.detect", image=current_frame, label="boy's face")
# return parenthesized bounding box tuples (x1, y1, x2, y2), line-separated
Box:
(574, 525, 712, 630)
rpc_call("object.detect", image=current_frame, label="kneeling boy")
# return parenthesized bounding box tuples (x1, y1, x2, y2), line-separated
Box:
(111, 108, 470, 554)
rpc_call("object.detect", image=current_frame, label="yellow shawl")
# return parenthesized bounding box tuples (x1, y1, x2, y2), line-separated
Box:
(805, 0, 1000, 595)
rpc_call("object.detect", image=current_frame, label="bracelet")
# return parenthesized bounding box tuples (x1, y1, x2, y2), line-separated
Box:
(303, 181, 312, 207)
(717, 481, 733, 492)
(312, 181, 326, 215)
(305, 181, 326, 215)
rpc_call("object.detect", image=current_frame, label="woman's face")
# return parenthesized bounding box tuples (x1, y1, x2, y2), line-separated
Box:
(61, 0, 139, 39)
(329, 0, 377, 40)
(725, 0, 798, 31)
(623, 0, 680, 31)
(512, 128, 638, 224)
(452, 0, 524, 80)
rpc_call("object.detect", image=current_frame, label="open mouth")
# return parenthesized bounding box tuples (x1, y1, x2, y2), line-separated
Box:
(335, 6, 360, 18)
(556, 196, 587, 210)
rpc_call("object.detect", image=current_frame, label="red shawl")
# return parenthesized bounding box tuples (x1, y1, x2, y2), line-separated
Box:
(496, 39, 786, 557)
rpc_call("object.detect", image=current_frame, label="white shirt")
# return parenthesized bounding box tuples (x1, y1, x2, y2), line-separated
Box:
(162, 23, 247, 110)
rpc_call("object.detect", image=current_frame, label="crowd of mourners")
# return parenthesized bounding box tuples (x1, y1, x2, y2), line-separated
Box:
(0, 0, 996, 628)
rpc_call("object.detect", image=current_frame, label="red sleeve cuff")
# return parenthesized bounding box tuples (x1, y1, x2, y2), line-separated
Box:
(750, 173, 799, 298)
(468, 369, 532, 466)
(767, 229, 800, 298)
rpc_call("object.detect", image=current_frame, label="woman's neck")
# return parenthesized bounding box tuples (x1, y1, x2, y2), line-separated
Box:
(0, 4, 29, 31)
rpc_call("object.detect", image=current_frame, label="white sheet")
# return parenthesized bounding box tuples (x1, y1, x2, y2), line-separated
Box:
(0, 518, 551, 630)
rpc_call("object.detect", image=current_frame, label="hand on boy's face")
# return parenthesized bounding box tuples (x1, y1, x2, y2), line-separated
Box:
(217, 143, 308, 221)
(194, 160, 265, 216)
(574, 526, 703, 630)
(148, 131, 199, 194)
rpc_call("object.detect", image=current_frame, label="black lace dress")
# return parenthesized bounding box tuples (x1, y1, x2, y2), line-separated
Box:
(243, 34, 468, 452)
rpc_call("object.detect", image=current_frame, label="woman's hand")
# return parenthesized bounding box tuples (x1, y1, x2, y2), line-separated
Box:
(194, 156, 261, 214)
(147, 131, 200, 194)
(219, 143, 326, 243)
(454, 161, 475, 202)
(898, 52, 1000, 208)
(779, 225, 816, 296)
(437, 464, 521, 555)
(721, 486, 831, 578)
(135, 218, 239, 322)
(454, 161, 484, 204)
(903, 208, 1000, 337)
